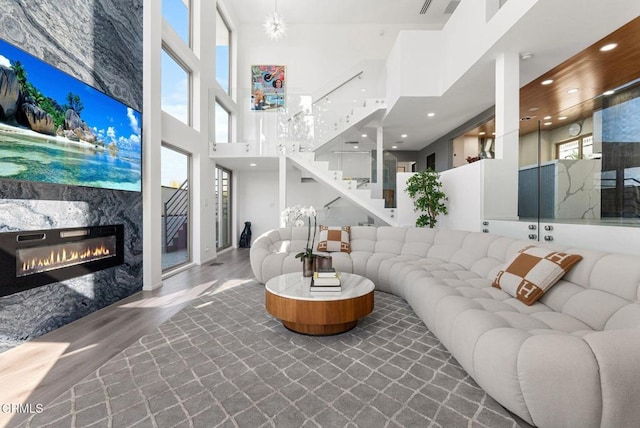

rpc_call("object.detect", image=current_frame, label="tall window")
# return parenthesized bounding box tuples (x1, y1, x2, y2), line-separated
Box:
(163, 0, 190, 46)
(161, 48, 190, 125)
(215, 101, 230, 143)
(215, 167, 232, 250)
(216, 8, 231, 94)
(161, 145, 191, 271)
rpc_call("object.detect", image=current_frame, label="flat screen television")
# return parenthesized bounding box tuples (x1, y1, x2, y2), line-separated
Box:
(0, 38, 141, 192)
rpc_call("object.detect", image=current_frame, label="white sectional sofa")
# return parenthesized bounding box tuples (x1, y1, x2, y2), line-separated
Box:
(250, 226, 640, 428)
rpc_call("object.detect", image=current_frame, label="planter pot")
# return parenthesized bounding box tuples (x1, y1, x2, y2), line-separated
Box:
(302, 257, 314, 277)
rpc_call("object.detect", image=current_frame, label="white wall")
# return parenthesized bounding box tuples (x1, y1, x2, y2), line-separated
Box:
(236, 170, 280, 241)
(452, 136, 480, 168)
(439, 163, 483, 231)
(237, 23, 425, 146)
(396, 172, 418, 227)
(397, 165, 483, 231)
(485, 220, 640, 256)
(385, 0, 538, 109)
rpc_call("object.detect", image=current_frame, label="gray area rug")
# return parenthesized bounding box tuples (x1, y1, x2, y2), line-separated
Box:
(19, 281, 521, 428)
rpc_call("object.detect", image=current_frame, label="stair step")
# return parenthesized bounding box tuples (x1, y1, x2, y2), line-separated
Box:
(339, 179, 359, 190)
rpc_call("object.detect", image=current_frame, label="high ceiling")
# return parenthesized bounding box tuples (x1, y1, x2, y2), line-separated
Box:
(227, 0, 640, 153)
(228, 0, 457, 27)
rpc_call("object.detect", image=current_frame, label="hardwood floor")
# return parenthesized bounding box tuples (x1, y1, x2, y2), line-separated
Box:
(0, 248, 254, 428)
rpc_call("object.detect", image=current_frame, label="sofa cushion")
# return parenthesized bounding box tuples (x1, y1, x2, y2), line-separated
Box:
(493, 246, 583, 305)
(316, 225, 351, 253)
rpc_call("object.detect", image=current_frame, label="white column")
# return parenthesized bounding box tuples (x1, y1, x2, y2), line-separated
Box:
(494, 51, 520, 161)
(142, 0, 163, 290)
(191, 0, 217, 263)
(485, 52, 520, 220)
(375, 126, 384, 199)
(279, 156, 287, 226)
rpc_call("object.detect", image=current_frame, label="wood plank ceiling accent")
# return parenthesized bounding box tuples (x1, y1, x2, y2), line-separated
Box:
(519, 15, 640, 135)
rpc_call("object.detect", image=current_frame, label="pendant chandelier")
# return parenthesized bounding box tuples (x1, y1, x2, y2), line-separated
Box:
(264, 0, 286, 41)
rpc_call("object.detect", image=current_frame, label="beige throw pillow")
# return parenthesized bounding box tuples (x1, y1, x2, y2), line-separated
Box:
(493, 246, 582, 305)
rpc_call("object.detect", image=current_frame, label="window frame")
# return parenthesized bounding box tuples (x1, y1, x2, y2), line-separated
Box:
(216, 6, 232, 95)
(161, 45, 193, 126)
(555, 133, 594, 160)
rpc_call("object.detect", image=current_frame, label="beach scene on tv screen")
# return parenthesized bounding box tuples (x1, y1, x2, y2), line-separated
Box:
(0, 39, 142, 192)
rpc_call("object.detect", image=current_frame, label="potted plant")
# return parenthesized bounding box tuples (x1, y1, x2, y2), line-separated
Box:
(405, 168, 448, 228)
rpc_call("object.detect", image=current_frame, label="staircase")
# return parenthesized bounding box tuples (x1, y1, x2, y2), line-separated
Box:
(288, 152, 398, 225)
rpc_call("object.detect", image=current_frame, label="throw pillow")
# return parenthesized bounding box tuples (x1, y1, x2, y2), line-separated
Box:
(316, 225, 351, 253)
(492, 246, 582, 305)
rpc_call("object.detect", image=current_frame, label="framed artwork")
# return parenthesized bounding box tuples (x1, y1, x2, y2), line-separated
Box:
(251, 65, 285, 111)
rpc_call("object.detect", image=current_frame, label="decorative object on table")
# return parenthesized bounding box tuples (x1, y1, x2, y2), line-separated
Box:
(263, 0, 286, 41)
(281, 205, 317, 277)
(310, 270, 341, 293)
(316, 225, 351, 252)
(239, 221, 252, 248)
(315, 264, 336, 278)
(314, 255, 333, 271)
(251, 65, 285, 111)
(405, 168, 448, 228)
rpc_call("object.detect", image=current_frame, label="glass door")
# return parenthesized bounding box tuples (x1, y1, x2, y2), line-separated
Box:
(215, 166, 232, 250)
(161, 145, 190, 271)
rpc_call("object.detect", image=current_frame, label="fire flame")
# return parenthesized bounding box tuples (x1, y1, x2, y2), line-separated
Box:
(21, 244, 111, 273)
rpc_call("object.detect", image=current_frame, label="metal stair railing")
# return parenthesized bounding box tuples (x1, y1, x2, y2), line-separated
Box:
(164, 179, 189, 251)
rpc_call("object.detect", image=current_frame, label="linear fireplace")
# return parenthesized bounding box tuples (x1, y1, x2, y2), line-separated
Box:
(0, 225, 124, 297)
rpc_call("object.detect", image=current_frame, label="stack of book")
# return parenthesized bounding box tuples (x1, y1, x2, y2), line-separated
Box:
(310, 268, 341, 293)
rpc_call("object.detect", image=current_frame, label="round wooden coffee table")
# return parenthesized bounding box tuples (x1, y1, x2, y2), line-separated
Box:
(265, 272, 374, 335)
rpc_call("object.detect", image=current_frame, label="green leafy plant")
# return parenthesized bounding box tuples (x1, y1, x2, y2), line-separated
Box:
(405, 168, 448, 228)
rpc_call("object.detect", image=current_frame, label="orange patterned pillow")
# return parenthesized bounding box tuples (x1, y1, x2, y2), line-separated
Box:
(316, 225, 351, 253)
(493, 246, 582, 305)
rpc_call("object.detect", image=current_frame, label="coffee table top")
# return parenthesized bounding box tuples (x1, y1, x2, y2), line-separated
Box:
(265, 272, 374, 302)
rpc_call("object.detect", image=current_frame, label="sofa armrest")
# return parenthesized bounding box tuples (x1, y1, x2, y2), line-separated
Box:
(583, 329, 640, 428)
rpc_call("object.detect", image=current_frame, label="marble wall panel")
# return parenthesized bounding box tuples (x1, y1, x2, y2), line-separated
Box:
(0, 0, 142, 110)
(0, 182, 143, 353)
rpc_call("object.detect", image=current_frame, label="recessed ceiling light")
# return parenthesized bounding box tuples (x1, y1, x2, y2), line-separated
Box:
(558, 116, 568, 120)
(541, 79, 554, 85)
(353, 99, 358, 103)
(544, 122, 552, 126)
(249, 163, 257, 167)
(492, 132, 496, 135)
(353, 145, 359, 149)
(479, 132, 486, 135)
(603, 90, 615, 96)
(361, 134, 367, 138)
(600, 43, 618, 52)
(361, 88, 366, 92)
(529, 107, 539, 111)
(392, 145, 398, 149)
(520, 52, 533, 61)
(427, 112, 435, 117)
(543, 116, 552, 120)
(401, 134, 408, 138)
(567, 88, 579, 94)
